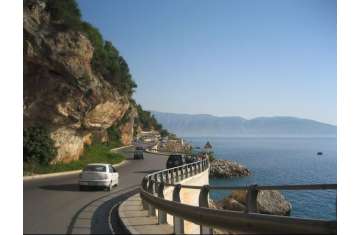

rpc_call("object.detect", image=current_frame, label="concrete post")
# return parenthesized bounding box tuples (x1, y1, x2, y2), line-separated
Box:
(157, 182, 167, 224)
(246, 185, 258, 213)
(147, 180, 156, 216)
(141, 177, 149, 210)
(199, 185, 212, 234)
(173, 184, 184, 234)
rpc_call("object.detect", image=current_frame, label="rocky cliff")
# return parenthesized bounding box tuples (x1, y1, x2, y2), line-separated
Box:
(23, 0, 137, 163)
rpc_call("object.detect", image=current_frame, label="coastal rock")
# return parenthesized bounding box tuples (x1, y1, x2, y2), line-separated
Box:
(23, 0, 136, 163)
(220, 189, 292, 216)
(210, 159, 251, 178)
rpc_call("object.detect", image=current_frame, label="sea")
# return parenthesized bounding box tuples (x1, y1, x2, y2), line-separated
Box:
(186, 137, 337, 220)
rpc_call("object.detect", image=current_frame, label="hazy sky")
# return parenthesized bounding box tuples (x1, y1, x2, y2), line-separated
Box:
(77, 0, 336, 125)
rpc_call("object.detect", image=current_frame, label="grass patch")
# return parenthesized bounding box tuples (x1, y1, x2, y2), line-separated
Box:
(24, 143, 125, 175)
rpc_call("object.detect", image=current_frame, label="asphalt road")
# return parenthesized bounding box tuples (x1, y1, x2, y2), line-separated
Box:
(23, 147, 168, 234)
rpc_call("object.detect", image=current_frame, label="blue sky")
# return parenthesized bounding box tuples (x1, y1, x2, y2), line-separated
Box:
(77, 0, 336, 125)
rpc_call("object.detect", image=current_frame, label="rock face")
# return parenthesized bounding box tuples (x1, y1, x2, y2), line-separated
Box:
(218, 189, 292, 216)
(23, 0, 137, 163)
(210, 160, 251, 178)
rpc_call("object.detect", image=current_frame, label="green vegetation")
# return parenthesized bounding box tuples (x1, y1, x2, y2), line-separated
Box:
(43, 0, 137, 96)
(23, 126, 57, 165)
(208, 152, 216, 162)
(135, 104, 170, 136)
(24, 142, 124, 175)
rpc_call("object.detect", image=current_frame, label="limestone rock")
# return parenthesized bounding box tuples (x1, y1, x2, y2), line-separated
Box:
(23, 0, 136, 163)
(220, 189, 292, 216)
(210, 159, 251, 178)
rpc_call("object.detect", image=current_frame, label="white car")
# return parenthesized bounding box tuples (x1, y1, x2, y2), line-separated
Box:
(79, 163, 119, 191)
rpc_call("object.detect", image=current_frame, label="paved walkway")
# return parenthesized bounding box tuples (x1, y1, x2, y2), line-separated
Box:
(118, 193, 173, 234)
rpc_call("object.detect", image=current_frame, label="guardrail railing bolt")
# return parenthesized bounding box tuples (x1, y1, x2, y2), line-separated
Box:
(173, 184, 184, 234)
(246, 184, 259, 213)
(157, 182, 167, 224)
(199, 185, 212, 234)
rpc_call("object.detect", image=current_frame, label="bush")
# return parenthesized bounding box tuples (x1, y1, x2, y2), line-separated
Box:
(43, 0, 137, 96)
(45, 0, 82, 30)
(23, 126, 57, 165)
(208, 152, 216, 162)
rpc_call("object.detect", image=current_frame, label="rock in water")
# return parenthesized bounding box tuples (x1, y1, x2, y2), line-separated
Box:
(221, 189, 292, 216)
(256, 190, 292, 216)
(210, 159, 251, 178)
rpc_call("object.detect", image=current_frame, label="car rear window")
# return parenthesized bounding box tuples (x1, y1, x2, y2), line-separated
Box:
(169, 155, 182, 161)
(135, 147, 143, 150)
(84, 165, 107, 172)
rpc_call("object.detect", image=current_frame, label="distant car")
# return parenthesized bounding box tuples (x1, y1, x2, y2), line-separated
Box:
(79, 163, 119, 191)
(166, 154, 186, 168)
(185, 155, 198, 164)
(134, 147, 144, 160)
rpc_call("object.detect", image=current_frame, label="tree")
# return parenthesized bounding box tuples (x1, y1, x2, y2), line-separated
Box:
(23, 126, 57, 165)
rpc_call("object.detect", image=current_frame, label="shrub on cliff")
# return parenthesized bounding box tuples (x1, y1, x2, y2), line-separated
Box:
(135, 104, 169, 135)
(45, 0, 82, 29)
(23, 126, 57, 165)
(43, 0, 137, 96)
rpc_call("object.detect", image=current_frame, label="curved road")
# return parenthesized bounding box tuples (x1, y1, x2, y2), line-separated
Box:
(23, 147, 168, 234)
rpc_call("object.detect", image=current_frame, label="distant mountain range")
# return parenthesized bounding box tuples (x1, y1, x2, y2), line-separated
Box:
(152, 111, 336, 137)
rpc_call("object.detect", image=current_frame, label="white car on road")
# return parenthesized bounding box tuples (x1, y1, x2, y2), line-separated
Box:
(79, 163, 119, 191)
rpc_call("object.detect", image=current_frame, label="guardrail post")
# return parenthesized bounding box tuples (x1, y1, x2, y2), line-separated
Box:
(165, 170, 169, 183)
(170, 169, 175, 184)
(147, 179, 156, 216)
(199, 185, 212, 234)
(175, 168, 180, 182)
(154, 174, 159, 192)
(141, 177, 149, 210)
(159, 171, 164, 183)
(157, 182, 167, 224)
(173, 184, 184, 234)
(185, 165, 188, 178)
(246, 184, 259, 213)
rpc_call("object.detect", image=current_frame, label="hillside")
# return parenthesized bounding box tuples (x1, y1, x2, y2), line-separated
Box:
(23, 0, 165, 164)
(152, 111, 337, 137)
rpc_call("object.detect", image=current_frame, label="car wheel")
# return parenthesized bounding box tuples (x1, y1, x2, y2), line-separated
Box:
(107, 181, 113, 191)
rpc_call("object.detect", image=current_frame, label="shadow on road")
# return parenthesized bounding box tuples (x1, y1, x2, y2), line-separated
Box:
(66, 186, 139, 234)
(133, 169, 162, 174)
(39, 184, 106, 192)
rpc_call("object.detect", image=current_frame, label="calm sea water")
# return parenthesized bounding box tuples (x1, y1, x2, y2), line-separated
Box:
(186, 137, 337, 220)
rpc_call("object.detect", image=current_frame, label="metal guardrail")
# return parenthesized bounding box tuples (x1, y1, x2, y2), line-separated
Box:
(140, 159, 337, 234)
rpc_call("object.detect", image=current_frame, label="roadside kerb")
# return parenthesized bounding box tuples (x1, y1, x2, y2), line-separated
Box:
(23, 145, 132, 181)
(144, 150, 170, 156)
